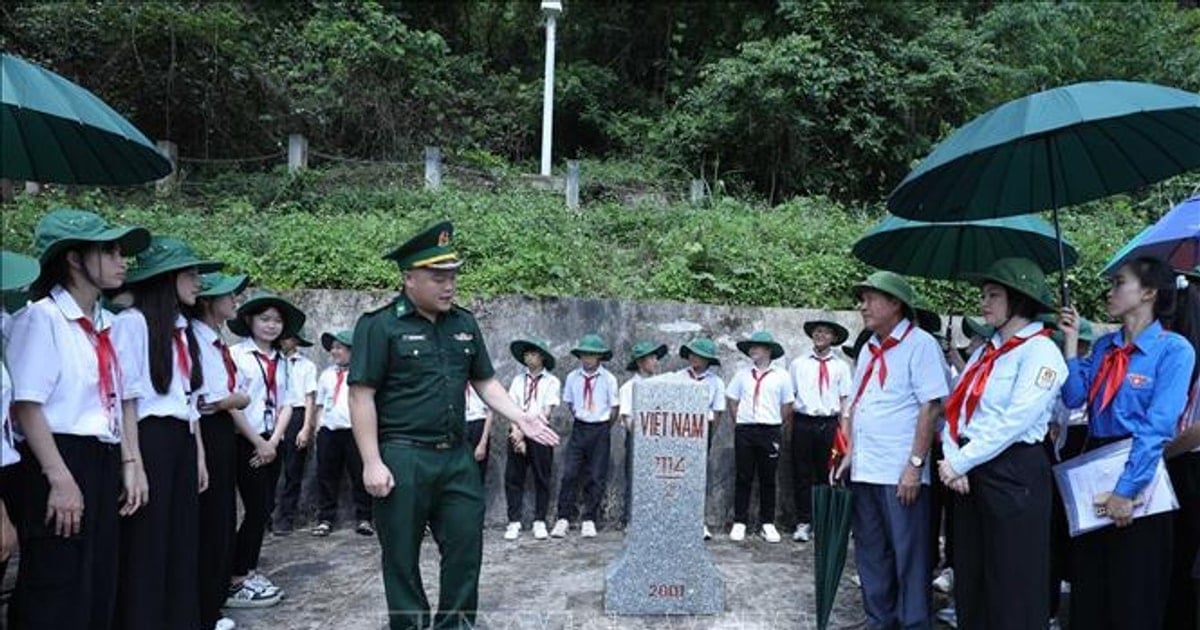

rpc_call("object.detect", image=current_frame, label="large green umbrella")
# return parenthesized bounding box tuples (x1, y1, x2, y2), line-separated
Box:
(853, 214, 1079, 280)
(812, 484, 854, 630)
(887, 80, 1200, 303)
(1, 53, 173, 185)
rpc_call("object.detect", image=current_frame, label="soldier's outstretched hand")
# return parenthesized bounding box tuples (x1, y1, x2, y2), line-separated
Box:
(515, 412, 560, 447)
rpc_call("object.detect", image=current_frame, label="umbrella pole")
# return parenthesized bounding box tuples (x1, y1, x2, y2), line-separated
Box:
(1052, 206, 1070, 307)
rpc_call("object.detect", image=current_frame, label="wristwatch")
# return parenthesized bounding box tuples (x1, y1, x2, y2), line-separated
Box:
(909, 455, 925, 468)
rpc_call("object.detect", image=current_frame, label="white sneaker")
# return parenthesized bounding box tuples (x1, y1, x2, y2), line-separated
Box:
(581, 520, 597, 537)
(761, 524, 782, 543)
(224, 582, 281, 608)
(215, 619, 236, 630)
(936, 606, 957, 628)
(532, 520, 549, 539)
(550, 518, 569, 538)
(729, 523, 746, 541)
(933, 568, 954, 594)
(793, 523, 812, 542)
(504, 522, 521, 540)
(703, 525, 712, 540)
(245, 573, 282, 598)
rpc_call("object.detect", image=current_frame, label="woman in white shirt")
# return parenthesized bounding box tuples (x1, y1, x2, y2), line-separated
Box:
(112, 236, 222, 630)
(6, 209, 149, 630)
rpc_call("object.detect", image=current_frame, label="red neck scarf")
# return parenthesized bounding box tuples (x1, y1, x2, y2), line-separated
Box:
(75, 316, 121, 436)
(850, 324, 915, 409)
(946, 329, 1051, 443)
(1088, 340, 1137, 412)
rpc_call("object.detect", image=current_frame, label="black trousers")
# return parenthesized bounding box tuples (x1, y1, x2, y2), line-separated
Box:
(315, 427, 372, 523)
(10, 437, 120, 630)
(463, 418, 489, 482)
(622, 425, 634, 526)
(233, 432, 280, 577)
(505, 438, 554, 523)
(928, 439, 955, 573)
(116, 416, 200, 630)
(952, 442, 1050, 630)
(791, 413, 837, 524)
(270, 405, 309, 530)
(734, 424, 781, 525)
(1166, 451, 1200, 630)
(198, 412, 238, 628)
(556, 421, 610, 522)
(1070, 511, 1174, 629)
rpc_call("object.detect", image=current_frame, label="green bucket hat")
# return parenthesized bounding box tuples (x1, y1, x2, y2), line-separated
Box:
(511, 337, 557, 372)
(126, 236, 222, 284)
(913, 298, 943, 335)
(851, 271, 918, 317)
(803, 319, 849, 346)
(33, 208, 150, 268)
(283, 326, 314, 347)
(967, 257, 1055, 313)
(570, 334, 612, 361)
(197, 272, 249, 299)
(842, 329, 872, 361)
(384, 220, 463, 270)
(321, 329, 354, 351)
(960, 316, 995, 341)
(680, 337, 721, 366)
(228, 289, 307, 340)
(736, 330, 785, 360)
(1, 251, 40, 293)
(1036, 313, 1096, 344)
(626, 341, 668, 372)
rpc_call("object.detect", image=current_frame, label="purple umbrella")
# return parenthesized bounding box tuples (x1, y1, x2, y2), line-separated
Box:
(1101, 195, 1200, 276)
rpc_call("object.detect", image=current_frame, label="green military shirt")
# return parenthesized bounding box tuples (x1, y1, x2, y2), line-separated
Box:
(348, 292, 495, 444)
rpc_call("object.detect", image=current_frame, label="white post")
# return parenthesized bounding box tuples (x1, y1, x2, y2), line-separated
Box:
(425, 146, 442, 190)
(24, 181, 42, 196)
(288, 134, 309, 173)
(566, 160, 580, 210)
(539, 2, 563, 176)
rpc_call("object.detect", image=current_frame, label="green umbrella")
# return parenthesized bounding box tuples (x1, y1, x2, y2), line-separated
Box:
(853, 214, 1079, 280)
(1, 53, 173, 185)
(812, 484, 854, 630)
(887, 80, 1200, 304)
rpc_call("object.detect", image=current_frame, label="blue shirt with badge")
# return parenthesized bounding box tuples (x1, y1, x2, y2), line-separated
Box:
(1062, 320, 1196, 498)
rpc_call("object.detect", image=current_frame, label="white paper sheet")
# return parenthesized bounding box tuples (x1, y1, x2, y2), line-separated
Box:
(1052, 438, 1178, 537)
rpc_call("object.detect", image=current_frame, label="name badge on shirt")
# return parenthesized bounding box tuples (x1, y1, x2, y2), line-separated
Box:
(454, 332, 474, 342)
(401, 334, 427, 341)
(1127, 373, 1152, 389)
(1035, 367, 1058, 390)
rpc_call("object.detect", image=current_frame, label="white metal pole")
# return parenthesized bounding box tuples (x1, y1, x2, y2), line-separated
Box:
(540, 12, 557, 177)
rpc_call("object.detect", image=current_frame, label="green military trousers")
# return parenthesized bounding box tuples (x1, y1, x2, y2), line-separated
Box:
(376, 441, 485, 630)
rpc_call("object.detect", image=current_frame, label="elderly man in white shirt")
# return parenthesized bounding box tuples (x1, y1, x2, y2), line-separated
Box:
(833, 271, 948, 630)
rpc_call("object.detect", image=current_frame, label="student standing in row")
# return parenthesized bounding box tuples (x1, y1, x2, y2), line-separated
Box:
(552, 334, 619, 539)
(677, 337, 725, 540)
(937, 258, 1066, 630)
(0, 251, 37, 595)
(311, 330, 373, 537)
(113, 236, 223, 630)
(727, 331, 794, 543)
(226, 290, 306, 608)
(272, 329, 318, 535)
(189, 272, 252, 630)
(789, 319, 851, 542)
(464, 374, 493, 483)
(1061, 257, 1195, 630)
(618, 341, 667, 527)
(504, 337, 560, 540)
(6, 210, 150, 629)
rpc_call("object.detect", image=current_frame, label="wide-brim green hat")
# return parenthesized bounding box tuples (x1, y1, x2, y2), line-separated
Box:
(803, 319, 849, 346)
(736, 330, 785, 360)
(960, 316, 995, 341)
(1, 251, 40, 292)
(626, 341, 668, 372)
(914, 299, 943, 335)
(511, 337, 557, 372)
(1036, 313, 1096, 343)
(383, 220, 463, 270)
(126, 236, 222, 284)
(321, 329, 354, 351)
(228, 290, 306, 339)
(851, 270, 918, 316)
(284, 326, 314, 347)
(197, 272, 249, 298)
(33, 208, 150, 271)
(680, 337, 721, 365)
(842, 329, 872, 361)
(966, 257, 1055, 313)
(570, 333, 612, 361)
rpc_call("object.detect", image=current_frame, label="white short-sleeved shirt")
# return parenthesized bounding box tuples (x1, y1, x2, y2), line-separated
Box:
(563, 366, 619, 423)
(672, 367, 726, 420)
(618, 373, 647, 418)
(726, 365, 795, 425)
(191, 319, 247, 406)
(1, 362, 20, 466)
(790, 351, 853, 416)
(464, 383, 489, 422)
(231, 339, 291, 434)
(6, 286, 123, 443)
(316, 365, 352, 430)
(113, 309, 204, 422)
(285, 353, 318, 408)
(850, 319, 950, 485)
(507, 369, 561, 417)
(941, 323, 1066, 475)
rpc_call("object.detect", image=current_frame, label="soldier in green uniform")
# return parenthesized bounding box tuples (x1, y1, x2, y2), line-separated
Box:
(348, 220, 560, 630)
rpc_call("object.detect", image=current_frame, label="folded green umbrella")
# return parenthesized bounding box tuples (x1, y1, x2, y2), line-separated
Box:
(813, 484, 854, 630)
